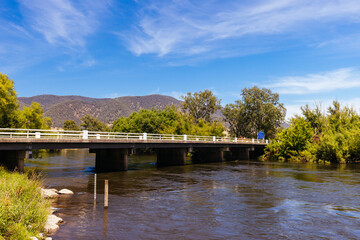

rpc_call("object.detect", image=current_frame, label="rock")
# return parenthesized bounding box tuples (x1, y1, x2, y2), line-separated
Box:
(58, 189, 74, 195)
(44, 214, 63, 234)
(37, 233, 44, 238)
(41, 188, 59, 199)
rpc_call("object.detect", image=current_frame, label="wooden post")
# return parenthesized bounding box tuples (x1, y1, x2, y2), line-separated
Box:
(94, 174, 97, 202)
(104, 180, 108, 208)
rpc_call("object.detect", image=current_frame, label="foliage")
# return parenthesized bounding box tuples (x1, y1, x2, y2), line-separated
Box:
(63, 120, 80, 131)
(19, 102, 52, 129)
(0, 168, 50, 239)
(262, 117, 314, 162)
(112, 106, 225, 136)
(0, 73, 21, 128)
(80, 115, 110, 132)
(181, 89, 221, 123)
(0, 73, 52, 129)
(263, 101, 360, 163)
(222, 86, 286, 139)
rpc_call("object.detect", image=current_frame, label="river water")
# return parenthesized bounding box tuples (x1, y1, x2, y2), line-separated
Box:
(26, 149, 360, 240)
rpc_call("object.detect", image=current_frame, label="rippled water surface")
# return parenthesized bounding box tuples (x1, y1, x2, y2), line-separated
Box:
(26, 149, 360, 239)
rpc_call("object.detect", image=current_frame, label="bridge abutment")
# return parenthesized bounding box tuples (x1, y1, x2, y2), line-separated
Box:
(156, 148, 187, 167)
(192, 148, 224, 163)
(91, 149, 128, 172)
(0, 150, 25, 172)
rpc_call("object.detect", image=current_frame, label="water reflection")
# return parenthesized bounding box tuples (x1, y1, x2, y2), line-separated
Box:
(25, 149, 360, 240)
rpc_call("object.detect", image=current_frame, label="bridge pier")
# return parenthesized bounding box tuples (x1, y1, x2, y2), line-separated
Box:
(156, 148, 187, 167)
(192, 148, 224, 163)
(0, 150, 25, 172)
(91, 149, 128, 172)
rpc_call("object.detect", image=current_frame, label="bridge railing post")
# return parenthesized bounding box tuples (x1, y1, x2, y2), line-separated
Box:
(234, 137, 237, 143)
(35, 132, 41, 139)
(184, 135, 187, 141)
(213, 136, 216, 142)
(82, 130, 88, 140)
(143, 133, 147, 140)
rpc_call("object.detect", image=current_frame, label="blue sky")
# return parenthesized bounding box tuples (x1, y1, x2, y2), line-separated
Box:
(1, 0, 360, 118)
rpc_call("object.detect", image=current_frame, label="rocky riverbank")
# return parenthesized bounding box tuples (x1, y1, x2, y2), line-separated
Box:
(30, 188, 74, 240)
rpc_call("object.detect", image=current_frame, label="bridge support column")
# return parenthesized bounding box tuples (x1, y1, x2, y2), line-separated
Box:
(156, 148, 187, 167)
(0, 150, 25, 172)
(91, 149, 128, 172)
(192, 148, 224, 163)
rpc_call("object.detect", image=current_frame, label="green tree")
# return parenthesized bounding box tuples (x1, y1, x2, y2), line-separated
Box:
(181, 89, 221, 123)
(80, 115, 110, 132)
(263, 117, 314, 162)
(223, 86, 286, 139)
(0, 73, 20, 127)
(63, 120, 80, 131)
(112, 106, 225, 137)
(19, 102, 52, 129)
(301, 104, 324, 135)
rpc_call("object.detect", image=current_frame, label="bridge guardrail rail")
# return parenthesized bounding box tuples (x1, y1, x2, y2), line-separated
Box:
(0, 128, 269, 144)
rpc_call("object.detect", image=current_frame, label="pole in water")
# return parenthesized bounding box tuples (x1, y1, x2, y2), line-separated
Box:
(94, 174, 97, 202)
(104, 180, 109, 208)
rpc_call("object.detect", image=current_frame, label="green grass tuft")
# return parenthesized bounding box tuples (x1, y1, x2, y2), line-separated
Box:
(0, 167, 50, 239)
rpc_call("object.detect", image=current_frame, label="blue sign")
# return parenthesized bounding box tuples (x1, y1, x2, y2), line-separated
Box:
(258, 131, 265, 139)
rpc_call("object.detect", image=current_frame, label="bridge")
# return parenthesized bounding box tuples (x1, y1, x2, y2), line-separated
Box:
(0, 128, 268, 172)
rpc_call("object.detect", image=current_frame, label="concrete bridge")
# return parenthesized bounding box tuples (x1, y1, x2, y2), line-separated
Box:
(0, 128, 268, 172)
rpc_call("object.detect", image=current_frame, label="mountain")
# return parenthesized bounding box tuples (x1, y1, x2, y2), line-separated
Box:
(18, 94, 181, 128)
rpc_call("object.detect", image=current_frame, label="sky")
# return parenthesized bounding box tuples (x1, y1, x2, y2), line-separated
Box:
(1, 0, 360, 118)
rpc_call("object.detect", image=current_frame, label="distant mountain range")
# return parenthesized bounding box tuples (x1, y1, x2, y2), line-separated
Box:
(18, 94, 181, 128)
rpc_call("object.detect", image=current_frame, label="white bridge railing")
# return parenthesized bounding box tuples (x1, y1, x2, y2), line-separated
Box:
(0, 128, 268, 144)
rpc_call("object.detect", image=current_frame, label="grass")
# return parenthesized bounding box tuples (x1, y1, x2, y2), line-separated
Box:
(0, 167, 50, 240)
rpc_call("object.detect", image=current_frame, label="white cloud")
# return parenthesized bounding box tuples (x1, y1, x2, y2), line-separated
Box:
(18, 0, 110, 47)
(169, 91, 186, 100)
(123, 0, 360, 57)
(266, 68, 360, 94)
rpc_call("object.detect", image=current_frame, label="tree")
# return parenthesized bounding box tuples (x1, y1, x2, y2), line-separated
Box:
(0, 73, 20, 127)
(181, 89, 221, 123)
(63, 120, 80, 131)
(19, 102, 52, 129)
(112, 106, 225, 136)
(222, 86, 286, 139)
(263, 117, 314, 162)
(80, 115, 110, 132)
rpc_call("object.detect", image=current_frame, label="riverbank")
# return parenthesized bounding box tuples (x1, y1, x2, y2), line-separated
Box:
(0, 168, 73, 239)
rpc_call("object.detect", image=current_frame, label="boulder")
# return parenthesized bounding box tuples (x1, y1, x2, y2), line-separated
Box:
(44, 214, 63, 234)
(41, 188, 59, 199)
(58, 189, 74, 195)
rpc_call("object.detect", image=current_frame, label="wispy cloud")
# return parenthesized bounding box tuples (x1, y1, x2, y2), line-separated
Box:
(266, 68, 360, 94)
(122, 0, 360, 58)
(18, 0, 110, 47)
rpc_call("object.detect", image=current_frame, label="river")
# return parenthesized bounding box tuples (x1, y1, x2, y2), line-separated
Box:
(26, 149, 360, 239)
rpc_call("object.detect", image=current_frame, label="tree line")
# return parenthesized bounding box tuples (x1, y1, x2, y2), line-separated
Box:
(63, 88, 286, 138)
(263, 101, 360, 163)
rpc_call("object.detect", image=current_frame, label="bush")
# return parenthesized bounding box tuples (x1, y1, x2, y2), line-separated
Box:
(0, 168, 50, 239)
